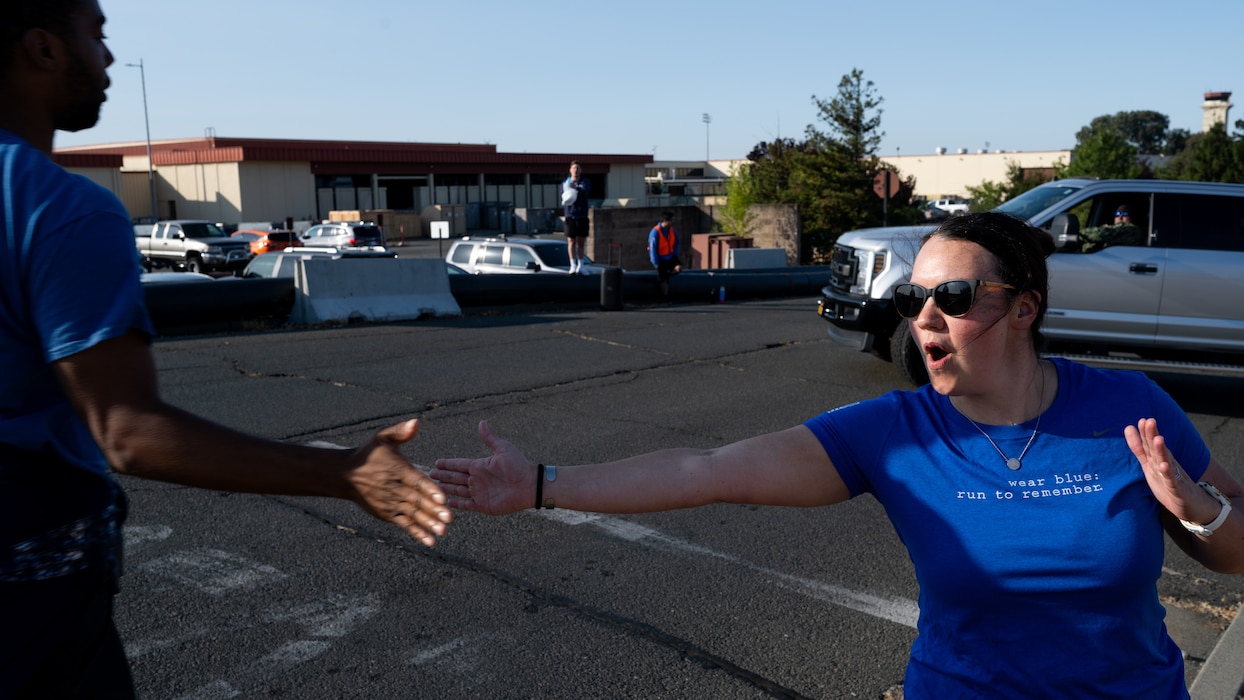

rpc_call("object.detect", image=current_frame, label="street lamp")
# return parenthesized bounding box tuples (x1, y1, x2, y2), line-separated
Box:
(702, 113, 711, 161)
(125, 59, 157, 221)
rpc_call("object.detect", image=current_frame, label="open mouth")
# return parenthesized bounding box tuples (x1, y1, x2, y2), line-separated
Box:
(924, 343, 950, 363)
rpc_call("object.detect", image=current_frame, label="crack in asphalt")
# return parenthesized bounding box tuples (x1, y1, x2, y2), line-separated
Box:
(274, 498, 815, 700)
(202, 336, 819, 442)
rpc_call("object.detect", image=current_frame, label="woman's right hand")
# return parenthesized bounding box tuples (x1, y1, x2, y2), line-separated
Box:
(430, 421, 535, 515)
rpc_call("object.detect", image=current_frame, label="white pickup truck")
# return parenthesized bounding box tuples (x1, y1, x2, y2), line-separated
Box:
(930, 197, 970, 215)
(818, 178, 1244, 385)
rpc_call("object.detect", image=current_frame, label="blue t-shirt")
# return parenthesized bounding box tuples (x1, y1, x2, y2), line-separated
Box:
(562, 177, 590, 219)
(0, 130, 154, 477)
(804, 358, 1208, 698)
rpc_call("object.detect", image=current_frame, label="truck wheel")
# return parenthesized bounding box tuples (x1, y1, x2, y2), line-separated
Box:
(890, 322, 929, 387)
(186, 257, 204, 274)
(869, 323, 896, 362)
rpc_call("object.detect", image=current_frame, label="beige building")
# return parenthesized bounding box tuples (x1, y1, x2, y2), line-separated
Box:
(881, 149, 1070, 200)
(644, 151, 1072, 205)
(54, 137, 653, 229)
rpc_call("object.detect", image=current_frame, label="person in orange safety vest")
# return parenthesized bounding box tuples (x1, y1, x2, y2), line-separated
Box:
(646, 212, 682, 298)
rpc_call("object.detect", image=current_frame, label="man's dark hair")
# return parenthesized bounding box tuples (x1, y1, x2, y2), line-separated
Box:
(660, 211, 673, 222)
(0, 0, 86, 73)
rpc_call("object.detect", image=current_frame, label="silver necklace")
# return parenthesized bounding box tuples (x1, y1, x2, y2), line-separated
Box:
(954, 362, 1045, 471)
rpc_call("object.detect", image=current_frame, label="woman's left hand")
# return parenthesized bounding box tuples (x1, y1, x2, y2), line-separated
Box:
(1125, 417, 1213, 524)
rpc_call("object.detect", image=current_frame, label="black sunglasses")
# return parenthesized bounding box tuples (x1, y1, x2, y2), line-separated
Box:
(893, 279, 1017, 318)
(1115, 211, 1130, 217)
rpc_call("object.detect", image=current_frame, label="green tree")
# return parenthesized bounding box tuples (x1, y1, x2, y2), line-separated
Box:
(1076, 110, 1172, 155)
(965, 161, 1053, 211)
(1164, 128, 1191, 157)
(790, 68, 918, 261)
(742, 137, 806, 204)
(1161, 121, 1244, 183)
(1058, 124, 1142, 179)
(719, 163, 758, 237)
(734, 70, 918, 261)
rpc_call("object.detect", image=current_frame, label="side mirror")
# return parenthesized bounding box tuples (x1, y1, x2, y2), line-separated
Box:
(1049, 213, 1080, 251)
(526, 261, 541, 271)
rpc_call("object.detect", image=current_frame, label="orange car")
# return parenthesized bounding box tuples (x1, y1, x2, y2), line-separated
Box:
(231, 229, 303, 255)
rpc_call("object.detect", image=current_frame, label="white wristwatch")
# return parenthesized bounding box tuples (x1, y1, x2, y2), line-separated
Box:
(1179, 482, 1233, 536)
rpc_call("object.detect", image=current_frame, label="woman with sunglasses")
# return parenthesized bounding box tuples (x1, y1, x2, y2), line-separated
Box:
(432, 211, 1243, 697)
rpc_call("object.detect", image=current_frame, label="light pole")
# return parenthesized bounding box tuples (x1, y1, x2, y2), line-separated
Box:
(125, 59, 157, 221)
(702, 113, 711, 161)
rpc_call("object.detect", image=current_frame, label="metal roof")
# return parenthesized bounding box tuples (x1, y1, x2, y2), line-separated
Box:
(55, 136, 653, 171)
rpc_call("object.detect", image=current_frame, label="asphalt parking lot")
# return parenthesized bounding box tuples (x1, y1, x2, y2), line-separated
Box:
(115, 296, 1244, 698)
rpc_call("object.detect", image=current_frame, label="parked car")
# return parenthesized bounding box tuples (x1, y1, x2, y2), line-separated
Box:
(239, 246, 396, 279)
(136, 220, 254, 274)
(920, 201, 950, 222)
(930, 197, 970, 215)
(231, 229, 303, 255)
(299, 221, 386, 249)
(817, 177, 1244, 385)
(445, 236, 606, 275)
(140, 271, 217, 284)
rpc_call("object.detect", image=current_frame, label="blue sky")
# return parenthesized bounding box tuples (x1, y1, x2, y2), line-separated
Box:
(60, 0, 1242, 161)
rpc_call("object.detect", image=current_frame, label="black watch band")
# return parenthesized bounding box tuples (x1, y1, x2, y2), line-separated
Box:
(534, 464, 545, 510)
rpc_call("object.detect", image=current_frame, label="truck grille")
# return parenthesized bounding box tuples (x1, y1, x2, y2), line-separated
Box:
(828, 245, 856, 294)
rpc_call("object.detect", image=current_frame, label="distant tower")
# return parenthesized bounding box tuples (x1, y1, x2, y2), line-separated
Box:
(1202, 91, 1232, 132)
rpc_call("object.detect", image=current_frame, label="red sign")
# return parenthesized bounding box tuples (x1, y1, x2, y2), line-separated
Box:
(873, 170, 901, 199)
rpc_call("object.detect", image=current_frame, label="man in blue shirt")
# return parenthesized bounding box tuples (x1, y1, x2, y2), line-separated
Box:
(0, 3, 451, 696)
(647, 211, 681, 298)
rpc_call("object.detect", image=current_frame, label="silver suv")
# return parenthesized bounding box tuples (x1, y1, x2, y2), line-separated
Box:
(818, 178, 1244, 384)
(446, 236, 605, 275)
(299, 221, 386, 249)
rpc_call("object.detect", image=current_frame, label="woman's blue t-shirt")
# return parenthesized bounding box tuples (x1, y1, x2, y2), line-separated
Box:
(804, 358, 1209, 698)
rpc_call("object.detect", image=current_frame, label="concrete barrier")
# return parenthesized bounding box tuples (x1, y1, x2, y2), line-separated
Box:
(144, 277, 293, 327)
(144, 266, 834, 332)
(291, 258, 461, 324)
(445, 267, 832, 307)
(727, 248, 788, 268)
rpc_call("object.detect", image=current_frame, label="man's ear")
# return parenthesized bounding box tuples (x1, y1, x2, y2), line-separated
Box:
(21, 28, 63, 70)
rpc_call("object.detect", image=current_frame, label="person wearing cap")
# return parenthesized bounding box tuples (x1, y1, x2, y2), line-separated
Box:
(1081, 203, 1145, 253)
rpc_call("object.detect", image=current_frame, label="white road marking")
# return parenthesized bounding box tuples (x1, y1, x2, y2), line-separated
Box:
(538, 509, 920, 628)
(406, 633, 505, 688)
(174, 641, 332, 700)
(141, 549, 287, 595)
(173, 679, 239, 700)
(264, 592, 380, 637)
(121, 524, 173, 554)
(252, 640, 333, 671)
(408, 634, 480, 665)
